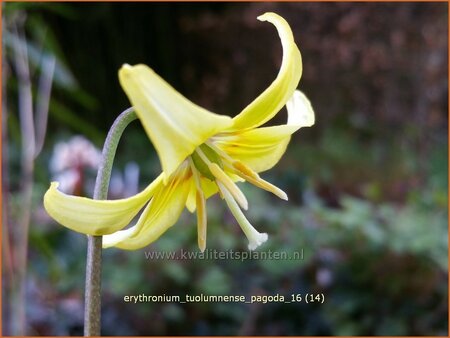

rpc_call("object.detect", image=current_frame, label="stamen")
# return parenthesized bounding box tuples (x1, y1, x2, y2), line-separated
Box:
(209, 162, 248, 210)
(196, 190, 207, 252)
(188, 157, 207, 252)
(196, 147, 248, 210)
(205, 140, 234, 162)
(233, 162, 288, 200)
(232, 161, 258, 179)
(188, 157, 202, 190)
(217, 182, 268, 251)
(194, 146, 212, 166)
(206, 142, 288, 201)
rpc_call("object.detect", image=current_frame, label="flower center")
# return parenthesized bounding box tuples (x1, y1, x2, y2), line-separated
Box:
(190, 143, 223, 180)
(188, 139, 288, 251)
(190, 140, 288, 203)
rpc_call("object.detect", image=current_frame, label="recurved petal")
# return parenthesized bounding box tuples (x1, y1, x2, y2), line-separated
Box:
(43, 174, 164, 235)
(216, 90, 314, 173)
(286, 89, 315, 127)
(216, 135, 290, 174)
(230, 12, 302, 131)
(103, 167, 191, 250)
(119, 64, 233, 181)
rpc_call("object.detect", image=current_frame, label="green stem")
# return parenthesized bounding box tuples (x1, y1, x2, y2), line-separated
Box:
(84, 107, 137, 336)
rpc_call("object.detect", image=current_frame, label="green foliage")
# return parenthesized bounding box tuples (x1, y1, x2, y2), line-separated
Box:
(24, 126, 448, 336)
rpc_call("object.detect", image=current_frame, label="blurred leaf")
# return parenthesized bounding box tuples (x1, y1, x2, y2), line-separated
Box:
(49, 98, 103, 144)
(3, 31, 77, 89)
(196, 266, 231, 295)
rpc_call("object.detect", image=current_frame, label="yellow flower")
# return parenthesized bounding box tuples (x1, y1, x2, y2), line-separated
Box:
(43, 12, 314, 252)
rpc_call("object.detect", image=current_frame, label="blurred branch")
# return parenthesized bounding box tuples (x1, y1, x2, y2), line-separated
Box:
(1, 51, 15, 336)
(34, 55, 55, 158)
(3, 30, 77, 90)
(6, 12, 55, 335)
(3, 4, 95, 335)
(11, 19, 35, 336)
(12, 21, 35, 158)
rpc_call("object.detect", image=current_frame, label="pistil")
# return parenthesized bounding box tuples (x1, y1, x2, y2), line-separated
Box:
(217, 181, 268, 250)
(194, 147, 248, 210)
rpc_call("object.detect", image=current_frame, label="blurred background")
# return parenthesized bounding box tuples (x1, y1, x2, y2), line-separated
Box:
(2, 2, 448, 336)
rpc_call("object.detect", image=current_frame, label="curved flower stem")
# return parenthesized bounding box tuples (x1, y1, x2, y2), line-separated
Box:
(84, 107, 136, 336)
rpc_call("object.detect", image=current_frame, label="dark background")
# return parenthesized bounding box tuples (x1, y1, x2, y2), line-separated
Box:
(3, 2, 448, 336)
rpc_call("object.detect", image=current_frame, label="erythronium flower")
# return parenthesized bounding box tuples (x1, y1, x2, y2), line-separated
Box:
(43, 12, 315, 252)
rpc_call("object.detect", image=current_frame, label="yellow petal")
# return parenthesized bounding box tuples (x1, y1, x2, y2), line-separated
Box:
(216, 90, 314, 173)
(43, 174, 163, 235)
(217, 136, 290, 173)
(103, 168, 191, 250)
(286, 89, 315, 127)
(230, 12, 302, 131)
(186, 176, 218, 212)
(119, 64, 233, 181)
